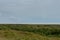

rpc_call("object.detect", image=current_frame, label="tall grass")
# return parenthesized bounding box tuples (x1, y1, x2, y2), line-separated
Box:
(0, 24, 60, 36)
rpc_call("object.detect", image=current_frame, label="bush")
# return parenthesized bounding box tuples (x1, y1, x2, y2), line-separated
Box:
(0, 24, 60, 36)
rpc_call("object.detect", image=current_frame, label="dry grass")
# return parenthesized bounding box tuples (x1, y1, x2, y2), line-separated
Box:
(0, 24, 60, 40)
(0, 30, 59, 40)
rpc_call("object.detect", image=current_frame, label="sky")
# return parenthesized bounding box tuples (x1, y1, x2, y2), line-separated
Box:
(0, 0, 60, 24)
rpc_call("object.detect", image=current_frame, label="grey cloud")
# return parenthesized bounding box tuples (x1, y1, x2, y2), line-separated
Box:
(0, 0, 60, 23)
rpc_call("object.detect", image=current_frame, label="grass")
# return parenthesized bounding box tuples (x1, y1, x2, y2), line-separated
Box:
(0, 24, 60, 40)
(0, 30, 60, 40)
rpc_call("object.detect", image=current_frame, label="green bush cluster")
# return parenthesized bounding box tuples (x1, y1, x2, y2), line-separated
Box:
(0, 24, 60, 36)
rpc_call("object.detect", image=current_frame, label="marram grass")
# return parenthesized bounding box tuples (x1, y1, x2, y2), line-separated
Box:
(0, 24, 59, 40)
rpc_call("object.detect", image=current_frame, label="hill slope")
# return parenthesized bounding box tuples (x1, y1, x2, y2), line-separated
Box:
(0, 24, 60, 40)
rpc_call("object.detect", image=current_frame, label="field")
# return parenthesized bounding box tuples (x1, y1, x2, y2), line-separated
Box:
(0, 24, 60, 40)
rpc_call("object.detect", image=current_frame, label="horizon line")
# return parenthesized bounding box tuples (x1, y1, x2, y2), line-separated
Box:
(0, 23, 60, 24)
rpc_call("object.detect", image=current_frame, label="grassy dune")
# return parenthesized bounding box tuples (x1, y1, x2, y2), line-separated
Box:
(0, 24, 60, 40)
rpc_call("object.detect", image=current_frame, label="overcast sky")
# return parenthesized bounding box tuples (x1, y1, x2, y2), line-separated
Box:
(0, 0, 60, 23)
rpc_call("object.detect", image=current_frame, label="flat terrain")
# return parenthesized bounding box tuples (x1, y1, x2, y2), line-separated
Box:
(0, 24, 60, 40)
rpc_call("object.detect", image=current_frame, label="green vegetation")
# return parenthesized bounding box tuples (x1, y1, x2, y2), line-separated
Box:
(0, 24, 60, 40)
